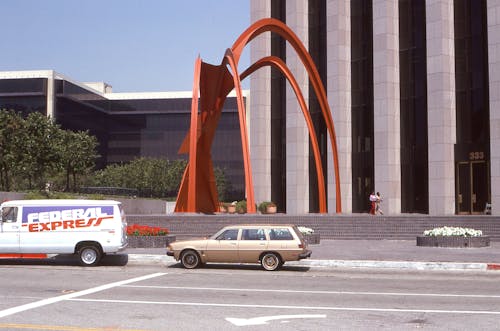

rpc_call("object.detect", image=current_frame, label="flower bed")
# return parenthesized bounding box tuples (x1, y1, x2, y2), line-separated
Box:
(417, 226, 489, 248)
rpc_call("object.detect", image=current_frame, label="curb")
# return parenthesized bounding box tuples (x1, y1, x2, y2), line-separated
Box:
(126, 254, 498, 271)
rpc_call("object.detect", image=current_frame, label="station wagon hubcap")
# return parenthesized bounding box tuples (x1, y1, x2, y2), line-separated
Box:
(262, 253, 279, 270)
(181, 251, 199, 268)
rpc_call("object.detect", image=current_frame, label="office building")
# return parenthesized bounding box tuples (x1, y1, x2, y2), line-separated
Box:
(249, 0, 499, 215)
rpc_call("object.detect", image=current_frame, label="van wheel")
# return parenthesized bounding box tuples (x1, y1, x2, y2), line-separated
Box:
(78, 245, 101, 266)
(261, 252, 281, 271)
(180, 250, 200, 269)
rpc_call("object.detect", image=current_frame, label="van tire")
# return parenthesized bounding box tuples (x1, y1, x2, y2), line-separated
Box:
(77, 245, 102, 266)
(180, 250, 200, 269)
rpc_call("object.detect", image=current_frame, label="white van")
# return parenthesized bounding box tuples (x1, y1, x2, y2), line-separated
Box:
(0, 199, 128, 266)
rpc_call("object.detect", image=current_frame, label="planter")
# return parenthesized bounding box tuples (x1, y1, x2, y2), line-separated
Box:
(416, 236, 490, 248)
(266, 205, 277, 214)
(227, 205, 236, 214)
(304, 233, 320, 245)
(127, 235, 176, 248)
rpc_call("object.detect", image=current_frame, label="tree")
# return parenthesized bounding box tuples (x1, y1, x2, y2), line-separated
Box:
(0, 109, 23, 191)
(16, 112, 63, 189)
(59, 130, 99, 191)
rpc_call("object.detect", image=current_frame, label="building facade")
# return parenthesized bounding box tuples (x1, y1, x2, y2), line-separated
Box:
(0, 70, 247, 199)
(249, 0, 499, 215)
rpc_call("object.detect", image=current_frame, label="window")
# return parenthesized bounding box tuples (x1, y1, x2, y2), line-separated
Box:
(1, 207, 18, 223)
(242, 228, 266, 240)
(215, 229, 239, 240)
(268, 228, 294, 240)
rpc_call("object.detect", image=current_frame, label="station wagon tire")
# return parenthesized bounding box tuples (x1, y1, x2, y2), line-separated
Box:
(261, 252, 281, 271)
(77, 245, 102, 266)
(180, 250, 200, 269)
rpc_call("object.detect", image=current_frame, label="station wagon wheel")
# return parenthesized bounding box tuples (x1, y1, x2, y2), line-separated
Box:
(180, 250, 200, 269)
(77, 245, 101, 267)
(261, 252, 281, 271)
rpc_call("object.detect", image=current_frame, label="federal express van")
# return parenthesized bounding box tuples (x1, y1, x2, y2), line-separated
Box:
(0, 199, 128, 266)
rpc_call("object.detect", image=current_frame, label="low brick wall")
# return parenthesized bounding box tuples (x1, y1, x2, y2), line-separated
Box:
(416, 236, 490, 248)
(127, 235, 176, 248)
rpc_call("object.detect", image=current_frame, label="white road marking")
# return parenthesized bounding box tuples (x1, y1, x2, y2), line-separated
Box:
(0, 273, 166, 318)
(69, 298, 500, 315)
(226, 314, 327, 326)
(121, 285, 500, 299)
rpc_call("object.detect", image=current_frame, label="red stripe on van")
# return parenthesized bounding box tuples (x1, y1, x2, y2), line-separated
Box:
(0, 254, 47, 259)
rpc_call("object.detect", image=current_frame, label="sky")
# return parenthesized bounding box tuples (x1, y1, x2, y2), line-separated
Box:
(1, 0, 250, 92)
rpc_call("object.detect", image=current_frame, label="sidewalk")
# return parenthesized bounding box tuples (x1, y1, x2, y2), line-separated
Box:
(125, 239, 500, 271)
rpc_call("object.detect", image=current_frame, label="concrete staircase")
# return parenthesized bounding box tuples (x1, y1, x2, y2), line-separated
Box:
(127, 214, 500, 241)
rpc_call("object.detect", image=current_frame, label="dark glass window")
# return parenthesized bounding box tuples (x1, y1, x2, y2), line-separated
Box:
(0, 96, 47, 116)
(399, 0, 429, 213)
(0, 78, 47, 116)
(454, 0, 491, 214)
(351, 0, 374, 212)
(0, 78, 46, 94)
(308, 0, 327, 213)
(454, 0, 490, 146)
(271, 0, 287, 212)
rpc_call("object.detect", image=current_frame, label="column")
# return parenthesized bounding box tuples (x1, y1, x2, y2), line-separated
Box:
(286, 0, 309, 214)
(327, 0, 351, 213)
(46, 70, 55, 119)
(426, 0, 456, 215)
(250, 0, 272, 204)
(373, 0, 401, 213)
(488, 0, 500, 215)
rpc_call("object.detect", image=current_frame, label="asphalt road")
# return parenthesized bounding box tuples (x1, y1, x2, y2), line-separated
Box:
(1, 263, 500, 330)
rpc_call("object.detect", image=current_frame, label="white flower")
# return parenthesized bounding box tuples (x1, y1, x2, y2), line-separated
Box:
(423, 226, 483, 237)
(298, 226, 314, 235)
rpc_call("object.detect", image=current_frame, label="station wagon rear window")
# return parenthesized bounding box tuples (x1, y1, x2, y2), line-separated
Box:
(268, 228, 294, 240)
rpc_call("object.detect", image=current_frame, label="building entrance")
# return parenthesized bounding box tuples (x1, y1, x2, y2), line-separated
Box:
(456, 160, 490, 214)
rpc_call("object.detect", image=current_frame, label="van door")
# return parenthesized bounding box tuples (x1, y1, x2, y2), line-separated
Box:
(0, 206, 20, 253)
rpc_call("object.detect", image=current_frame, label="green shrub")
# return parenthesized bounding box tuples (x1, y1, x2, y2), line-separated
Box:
(235, 200, 247, 214)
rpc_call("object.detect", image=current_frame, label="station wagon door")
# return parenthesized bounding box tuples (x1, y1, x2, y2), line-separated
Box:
(0, 206, 20, 253)
(205, 228, 240, 263)
(238, 228, 268, 263)
(267, 227, 299, 260)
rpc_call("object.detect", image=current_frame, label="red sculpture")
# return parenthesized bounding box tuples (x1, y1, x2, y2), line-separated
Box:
(175, 18, 341, 214)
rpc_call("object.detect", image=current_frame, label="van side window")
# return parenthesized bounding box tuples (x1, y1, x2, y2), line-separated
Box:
(242, 229, 266, 240)
(216, 229, 239, 240)
(1, 207, 18, 223)
(269, 228, 293, 240)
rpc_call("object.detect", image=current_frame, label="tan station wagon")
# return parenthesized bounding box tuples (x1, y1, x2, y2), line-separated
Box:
(166, 224, 312, 271)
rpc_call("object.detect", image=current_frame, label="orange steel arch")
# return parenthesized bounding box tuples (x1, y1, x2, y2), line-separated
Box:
(174, 18, 341, 214)
(240, 56, 326, 213)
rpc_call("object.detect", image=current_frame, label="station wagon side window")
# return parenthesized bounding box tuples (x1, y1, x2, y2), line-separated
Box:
(215, 229, 239, 240)
(269, 228, 294, 240)
(242, 228, 266, 240)
(1, 207, 18, 223)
